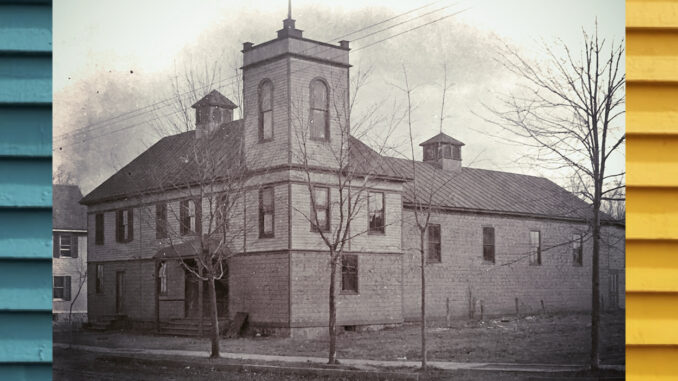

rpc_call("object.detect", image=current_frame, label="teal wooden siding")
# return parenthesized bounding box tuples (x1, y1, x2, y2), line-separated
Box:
(0, 1, 53, 380)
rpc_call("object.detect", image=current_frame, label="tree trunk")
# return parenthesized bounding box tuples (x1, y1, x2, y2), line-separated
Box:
(328, 253, 338, 364)
(208, 276, 220, 359)
(590, 199, 601, 370)
(420, 232, 427, 369)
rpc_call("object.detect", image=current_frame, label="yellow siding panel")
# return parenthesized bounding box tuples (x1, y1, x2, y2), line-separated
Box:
(627, 293, 678, 345)
(628, 0, 678, 29)
(628, 55, 678, 82)
(627, 111, 678, 135)
(627, 136, 678, 187)
(628, 30, 678, 56)
(627, 240, 678, 292)
(627, 188, 678, 240)
(628, 83, 678, 112)
(627, 346, 678, 380)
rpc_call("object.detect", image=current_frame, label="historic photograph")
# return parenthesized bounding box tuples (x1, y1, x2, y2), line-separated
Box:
(53, 1, 625, 379)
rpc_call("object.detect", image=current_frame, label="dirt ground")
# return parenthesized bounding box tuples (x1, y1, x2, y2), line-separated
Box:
(54, 312, 624, 366)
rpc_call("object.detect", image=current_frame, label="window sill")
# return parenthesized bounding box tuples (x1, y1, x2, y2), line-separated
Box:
(259, 235, 275, 240)
(482, 260, 495, 265)
(258, 138, 274, 144)
(368, 230, 385, 236)
(426, 260, 442, 264)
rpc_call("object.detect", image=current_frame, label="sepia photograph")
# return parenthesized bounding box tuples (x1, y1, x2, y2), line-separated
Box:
(52, 1, 625, 379)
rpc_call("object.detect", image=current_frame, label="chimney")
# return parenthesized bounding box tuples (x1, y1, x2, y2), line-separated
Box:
(339, 40, 350, 50)
(242, 42, 254, 52)
(191, 90, 238, 139)
(420, 133, 464, 172)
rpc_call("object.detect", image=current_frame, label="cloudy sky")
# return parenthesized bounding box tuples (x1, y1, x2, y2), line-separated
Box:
(54, 0, 624, 193)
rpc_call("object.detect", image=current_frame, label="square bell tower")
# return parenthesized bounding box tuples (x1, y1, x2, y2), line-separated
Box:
(241, 13, 351, 171)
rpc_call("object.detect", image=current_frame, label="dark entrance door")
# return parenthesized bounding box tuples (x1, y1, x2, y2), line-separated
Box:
(184, 265, 228, 318)
(115, 271, 124, 314)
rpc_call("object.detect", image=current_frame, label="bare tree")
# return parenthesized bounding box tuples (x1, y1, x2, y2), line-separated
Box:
(291, 66, 401, 364)
(136, 67, 254, 359)
(482, 25, 625, 370)
(396, 64, 457, 370)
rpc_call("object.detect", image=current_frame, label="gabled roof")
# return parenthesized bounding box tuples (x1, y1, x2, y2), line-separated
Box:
(191, 90, 238, 109)
(54, 184, 88, 230)
(81, 120, 244, 205)
(382, 156, 601, 221)
(419, 132, 465, 146)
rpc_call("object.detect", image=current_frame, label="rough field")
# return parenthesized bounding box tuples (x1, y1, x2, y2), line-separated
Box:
(54, 312, 624, 366)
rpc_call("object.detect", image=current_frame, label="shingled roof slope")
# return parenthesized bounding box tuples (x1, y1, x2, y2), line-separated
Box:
(82, 120, 244, 205)
(54, 184, 88, 230)
(382, 156, 596, 221)
(419, 132, 465, 146)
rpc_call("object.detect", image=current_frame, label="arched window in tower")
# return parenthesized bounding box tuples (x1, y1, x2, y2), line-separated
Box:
(309, 79, 329, 140)
(259, 80, 273, 141)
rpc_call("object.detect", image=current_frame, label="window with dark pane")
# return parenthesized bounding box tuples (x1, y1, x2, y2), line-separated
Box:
(180, 199, 201, 236)
(368, 192, 385, 233)
(310, 79, 329, 140)
(341, 254, 358, 293)
(96, 264, 104, 294)
(427, 224, 441, 263)
(259, 80, 273, 141)
(216, 193, 230, 230)
(572, 233, 583, 266)
(159, 261, 168, 295)
(53, 276, 71, 301)
(312, 186, 330, 232)
(483, 226, 495, 263)
(116, 208, 134, 243)
(529, 230, 542, 265)
(156, 203, 168, 239)
(259, 187, 274, 238)
(59, 233, 72, 257)
(95, 213, 104, 245)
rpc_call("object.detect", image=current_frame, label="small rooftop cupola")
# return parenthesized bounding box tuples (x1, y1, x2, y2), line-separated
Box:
(420, 132, 465, 172)
(191, 90, 238, 139)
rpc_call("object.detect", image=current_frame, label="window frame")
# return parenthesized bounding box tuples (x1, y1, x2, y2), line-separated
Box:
(95, 264, 104, 294)
(311, 186, 330, 232)
(159, 261, 168, 296)
(259, 186, 275, 238)
(309, 78, 330, 141)
(427, 224, 442, 263)
(95, 213, 104, 245)
(572, 233, 583, 267)
(482, 226, 495, 264)
(258, 79, 274, 142)
(58, 233, 72, 257)
(116, 208, 134, 243)
(341, 254, 359, 294)
(53, 276, 71, 301)
(156, 203, 168, 239)
(180, 199, 201, 236)
(368, 191, 386, 234)
(216, 193, 230, 231)
(529, 230, 542, 266)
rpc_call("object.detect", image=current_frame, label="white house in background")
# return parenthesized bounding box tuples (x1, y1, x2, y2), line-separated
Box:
(53, 184, 88, 323)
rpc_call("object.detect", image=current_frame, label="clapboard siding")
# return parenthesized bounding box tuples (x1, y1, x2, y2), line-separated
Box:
(627, 0, 678, 379)
(0, 0, 53, 379)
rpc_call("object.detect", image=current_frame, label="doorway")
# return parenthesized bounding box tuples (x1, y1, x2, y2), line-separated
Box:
(115, 271, 124, 314)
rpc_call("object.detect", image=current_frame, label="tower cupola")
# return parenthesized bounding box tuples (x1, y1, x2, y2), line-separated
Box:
(420, 132, 464, 172)
(191, 90, 238, 139)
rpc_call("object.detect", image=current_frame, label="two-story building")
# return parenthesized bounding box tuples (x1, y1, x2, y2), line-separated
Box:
(81, 15, 624, 337)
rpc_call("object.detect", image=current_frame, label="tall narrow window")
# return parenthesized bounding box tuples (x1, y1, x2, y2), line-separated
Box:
(96, 264, 104, 294)
(59, 233, 72, 257)
(483, 227, 495, 263)
(156, 203, 168, 239)
(368, 192, 385, 233)
(95, 213, 104, 245)
(309, 79, 329, 140)
(259, 187, 274, 238)
(341, 254, 358, 293)
(116, 208, 134, 243)
(53, 276, 71, 300)
(259, 80, 273, 141)
(159, 262, 168, 295)
(572, 233, 583, 267)
(180, 199, 201, 236)
(529, 230, 542, 265)
(311, 186, 330, 232)
(427, 224, 441, 263)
